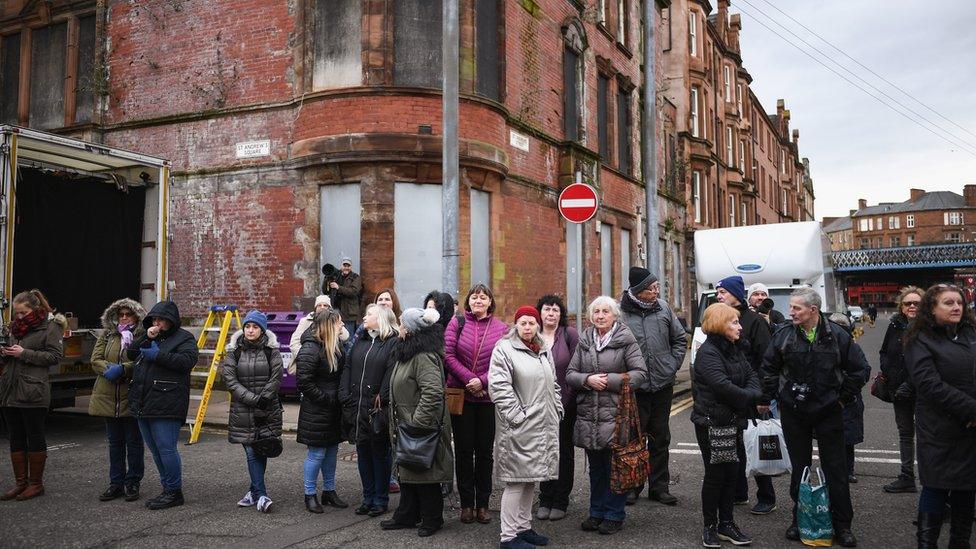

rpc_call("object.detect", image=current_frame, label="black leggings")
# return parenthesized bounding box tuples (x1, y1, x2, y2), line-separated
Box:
(2, 407, 48, 452)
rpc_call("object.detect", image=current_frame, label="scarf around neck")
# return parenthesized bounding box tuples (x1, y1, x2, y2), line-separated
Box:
(627, 289, 661, 313)
(117, 322, 135, 350)
(11, 310, 45, 339)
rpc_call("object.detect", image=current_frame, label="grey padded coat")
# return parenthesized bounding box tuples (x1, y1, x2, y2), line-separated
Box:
(221, 330, 284, 444)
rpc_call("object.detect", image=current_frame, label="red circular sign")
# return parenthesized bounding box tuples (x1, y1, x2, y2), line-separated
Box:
(558, 183, 599, 223)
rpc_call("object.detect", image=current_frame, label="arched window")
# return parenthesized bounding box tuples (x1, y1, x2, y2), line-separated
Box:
(562, 18, 587, 142)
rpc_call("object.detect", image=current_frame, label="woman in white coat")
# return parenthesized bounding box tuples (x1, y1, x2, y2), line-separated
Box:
(489, 306, 563, 549)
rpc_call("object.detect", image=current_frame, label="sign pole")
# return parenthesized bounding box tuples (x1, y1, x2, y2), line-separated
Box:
(575, 172, 583, 334)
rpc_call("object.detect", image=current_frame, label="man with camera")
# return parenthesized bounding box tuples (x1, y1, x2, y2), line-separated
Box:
(715, 277, 776, 515)
(760, 287, 868, 547)
(748, 283, 786, 327)
(322, 258, 362, 335)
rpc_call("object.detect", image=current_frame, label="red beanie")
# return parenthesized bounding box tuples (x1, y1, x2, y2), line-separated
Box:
(513, 305, 542, 326)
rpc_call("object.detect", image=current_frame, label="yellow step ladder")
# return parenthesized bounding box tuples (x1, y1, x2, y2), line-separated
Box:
(187, 305, 241, 444)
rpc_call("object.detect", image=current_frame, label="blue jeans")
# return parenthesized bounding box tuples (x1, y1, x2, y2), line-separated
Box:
(105, 417, 144, 487)
(137, 418, 183, 492)
(244, 445, 268, 499)
(585, 449, 627, 521)
(304, 445, 339, 495)
(357, 440, 391, 507)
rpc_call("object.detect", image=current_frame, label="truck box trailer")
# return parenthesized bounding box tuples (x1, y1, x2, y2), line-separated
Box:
(689, 221, 845, 364)
(0, 125, 169, 408)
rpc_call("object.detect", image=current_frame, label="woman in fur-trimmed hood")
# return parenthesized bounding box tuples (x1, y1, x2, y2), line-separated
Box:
(88, 298, 147, 502)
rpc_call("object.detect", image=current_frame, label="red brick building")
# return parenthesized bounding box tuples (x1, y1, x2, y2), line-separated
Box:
(850, 186, 976, 249)
(659, 0, 813, 294)
(1, 0, 689, 319)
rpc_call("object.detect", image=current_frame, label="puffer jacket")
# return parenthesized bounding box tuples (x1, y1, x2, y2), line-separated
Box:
(296, 329, 345, 447)
(879, 313, 912, 392)
(89, 298, 146, 418)
(389, 323, 454, 484)
(126, 301, 199, 420)
(619, 292, 687, 393)
(444, 312, 508, 403)
(565, 323, 648, 451)
(905, 324, 976, 490)
(690, 334, 762, 427)
(760, 314, 868, 415)
(488, 331, 563, 483)
(735, 302, 772, 373)
(0, 315, 65, 409)
(222, 330, 283, 444)
(340, 330, 398, 445)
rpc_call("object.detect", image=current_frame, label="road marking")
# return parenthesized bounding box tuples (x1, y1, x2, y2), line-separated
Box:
(670, 397, 694, 417)
(672, 447, 907, 464)
(48, 443, 80, 452)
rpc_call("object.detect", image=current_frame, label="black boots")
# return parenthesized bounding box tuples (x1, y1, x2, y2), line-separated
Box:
(948, 503, 974, 549)
(146, 490, 184, 510)
(321, 490, 348, 509)
(305, 494, 324, 514)
(916, 512, 944, 549)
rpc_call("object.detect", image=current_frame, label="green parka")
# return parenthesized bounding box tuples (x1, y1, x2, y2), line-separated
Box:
(389, 323, 454, 484)
(0, 315, 66, 409)
(89, 298, 146, 418)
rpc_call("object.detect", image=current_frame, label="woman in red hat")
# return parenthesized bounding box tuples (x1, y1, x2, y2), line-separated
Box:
(488, 306, 563, 549)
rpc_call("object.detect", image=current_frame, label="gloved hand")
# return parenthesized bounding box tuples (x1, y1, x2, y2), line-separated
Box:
(256, 395, 272, 410)
(894, 382, 914, 401)
(141, 341, 160, 362)
(103, 363, 124, 381)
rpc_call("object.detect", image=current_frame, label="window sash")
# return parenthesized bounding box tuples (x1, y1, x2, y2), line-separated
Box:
(689, 12, 697, 56)
(690, 87, 699, 137)
(693, 172, 702, 223)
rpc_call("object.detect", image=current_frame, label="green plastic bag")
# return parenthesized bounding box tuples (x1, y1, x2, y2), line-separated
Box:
(798, 467, 833, 546)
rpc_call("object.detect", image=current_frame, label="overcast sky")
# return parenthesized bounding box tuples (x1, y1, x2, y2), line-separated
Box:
(735, 0, 976, 219)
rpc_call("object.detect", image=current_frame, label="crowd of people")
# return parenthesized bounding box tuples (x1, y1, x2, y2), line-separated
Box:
(0, 260, 974, 549)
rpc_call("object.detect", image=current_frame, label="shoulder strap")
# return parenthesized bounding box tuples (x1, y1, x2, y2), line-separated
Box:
(455, 314, 465, 337)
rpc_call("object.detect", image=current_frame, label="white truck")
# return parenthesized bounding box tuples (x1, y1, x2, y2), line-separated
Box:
(689, 221, 844, 365)
(0, 125, 170, 407)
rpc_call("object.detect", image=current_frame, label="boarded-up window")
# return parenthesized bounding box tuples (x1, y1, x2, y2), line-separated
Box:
(75, 16, 96, 124)
(470, 188, 490, 286)
(395, 183, 443, 308)
(313, 0, 362, 90)
(475, 0, 500, 100)
(617, 88, 632, 175)
(0, 34, 20, 124)
(320, 184, 362, 278)
(597, 74, 609, 159)
(395, 0, 442, 88)
(29, 23, 67, 130)
(563, 48, 579, 141)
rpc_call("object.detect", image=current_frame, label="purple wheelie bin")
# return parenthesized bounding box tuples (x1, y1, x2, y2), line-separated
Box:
(264, 311, 305, 397)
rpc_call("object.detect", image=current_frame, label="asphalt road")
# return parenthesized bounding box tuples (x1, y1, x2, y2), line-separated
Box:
(0, 315, 918, 548)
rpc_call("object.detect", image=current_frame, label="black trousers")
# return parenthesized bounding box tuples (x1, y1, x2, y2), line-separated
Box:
(539, 405, 577, 511)
(2, 407, 47, 452)
(451, 401, 495, 508)
(781, 405, 854, 530)
(892, 399, 916, 479)
(736, 460, 776, 504)
(695, 424, 745, 527)
(392, 483, 444, 529)
(636, 385, 673, 494)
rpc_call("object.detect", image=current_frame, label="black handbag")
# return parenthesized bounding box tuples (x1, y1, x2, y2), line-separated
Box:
(251, 414, 283, 459)
(370, 405, 389, 439)
(870, 372, 893, 403)
(392, 383, 444, 471)
(707, 425, 739, 465)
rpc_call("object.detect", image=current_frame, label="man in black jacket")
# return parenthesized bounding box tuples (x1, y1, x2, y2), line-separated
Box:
(715, 276, 776, 514)
(760, 287, 868, 548)
(747, 282, 787, 327)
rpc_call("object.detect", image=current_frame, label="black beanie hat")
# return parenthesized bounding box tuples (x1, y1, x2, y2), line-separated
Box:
(628, 267, 658, 293)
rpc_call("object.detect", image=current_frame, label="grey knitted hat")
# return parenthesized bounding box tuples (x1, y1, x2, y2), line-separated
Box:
(401, 307, 440, 333)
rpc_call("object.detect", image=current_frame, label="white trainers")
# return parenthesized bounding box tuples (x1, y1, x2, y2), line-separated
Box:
(237, 491, 255, 507)
(257, 495, 273, 513)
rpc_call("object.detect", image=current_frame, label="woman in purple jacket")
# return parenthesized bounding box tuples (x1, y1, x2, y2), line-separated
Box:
(535, 294, 580, 522)
(444, 284, 508, 524)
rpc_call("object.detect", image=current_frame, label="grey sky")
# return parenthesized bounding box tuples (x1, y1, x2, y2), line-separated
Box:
(735, 0, 976, 219)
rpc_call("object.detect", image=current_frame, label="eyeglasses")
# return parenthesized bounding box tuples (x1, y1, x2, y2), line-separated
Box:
(902, 302, 920, 308)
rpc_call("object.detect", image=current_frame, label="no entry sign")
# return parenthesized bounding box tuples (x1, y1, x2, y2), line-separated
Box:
(558, 183, 599, 223)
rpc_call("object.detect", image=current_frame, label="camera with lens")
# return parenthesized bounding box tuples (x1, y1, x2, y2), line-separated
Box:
(321, 263, 339, 302)
(791, 382, 812, 403)
(756, 298, 775, 315)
